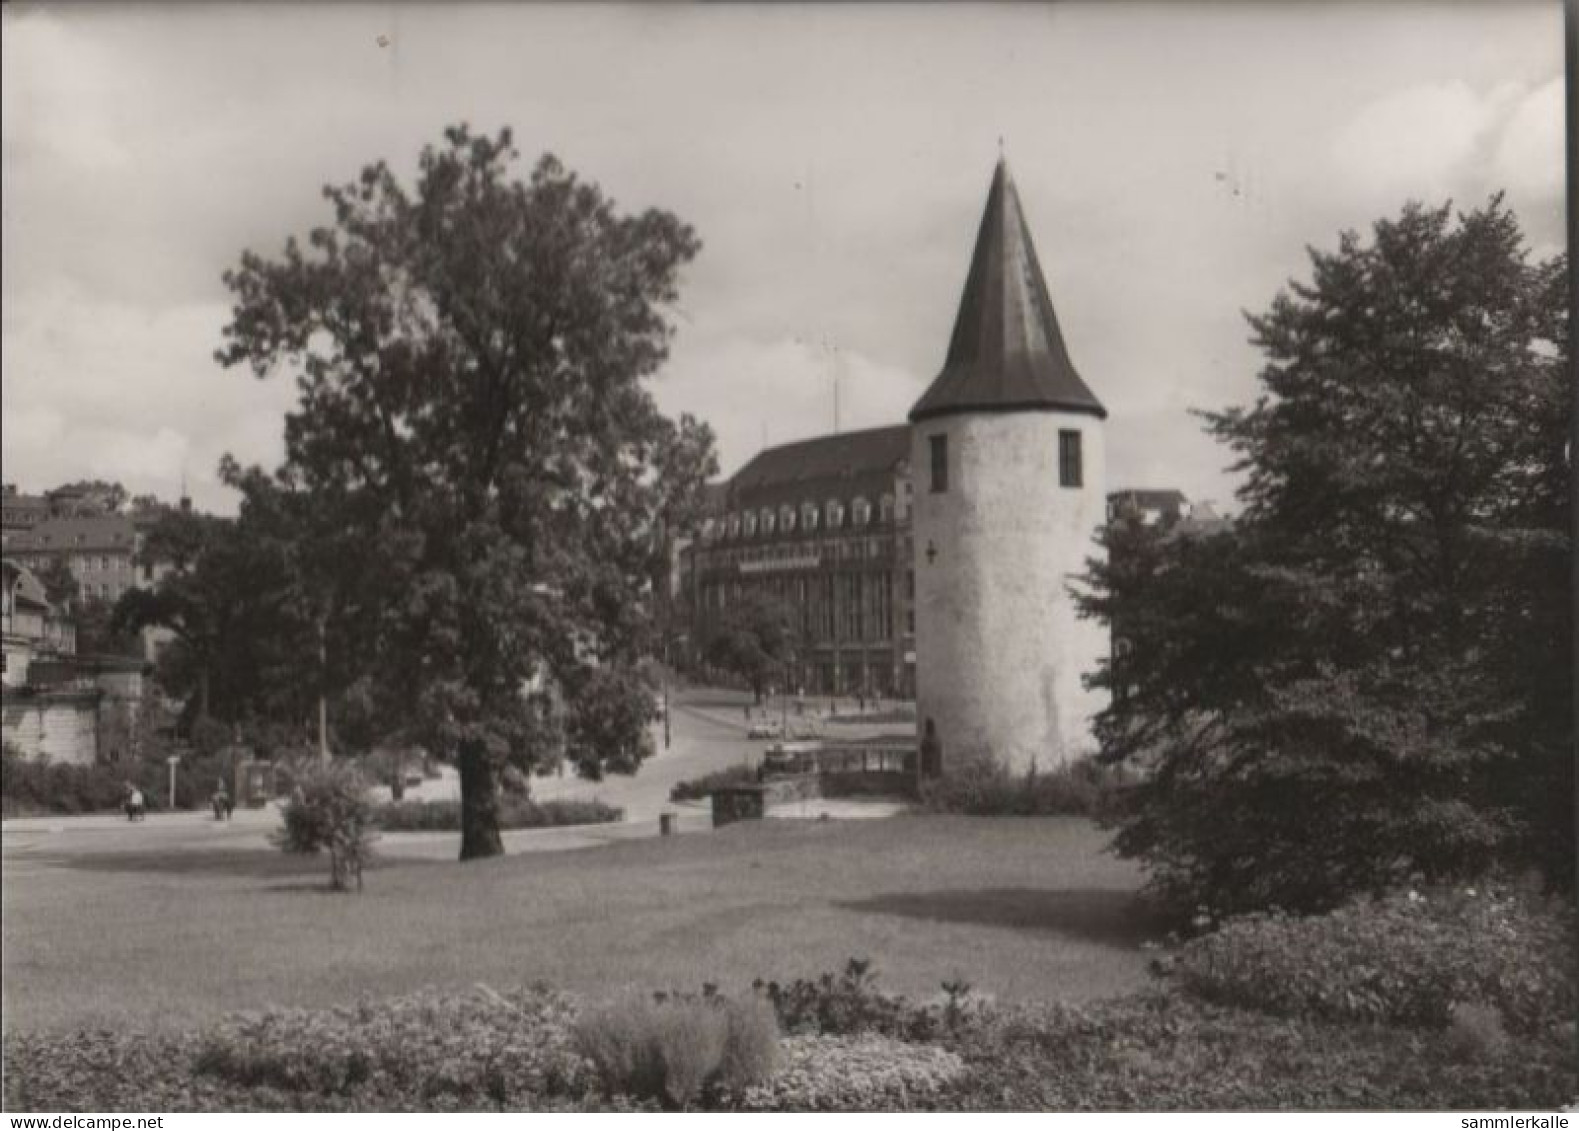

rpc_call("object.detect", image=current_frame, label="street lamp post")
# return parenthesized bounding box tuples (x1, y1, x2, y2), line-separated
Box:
(317, 615, 329, 764)
(165, 754, 180, 810)
(662, 634, 672, 750)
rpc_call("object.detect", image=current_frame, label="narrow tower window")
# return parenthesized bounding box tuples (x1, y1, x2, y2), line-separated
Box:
(1059, 429, 1083, 488)
(929, 435, 949, 493)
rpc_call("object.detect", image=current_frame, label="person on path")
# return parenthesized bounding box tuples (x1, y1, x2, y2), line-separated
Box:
(920, 719, 943, 779)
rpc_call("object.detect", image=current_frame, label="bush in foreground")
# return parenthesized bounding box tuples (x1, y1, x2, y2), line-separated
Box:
(374, 796, 623, 832)
(194, 986, 591, 1106)
(737, 1034, 965, 1111)
(1172, 883, 1578, 1035)
(9, 983, 1574, 1112)
(7, 959, 1577, 1112)
(573, 994, 780, 1107)
(920, 754, 1127, 818)
(934, 992, 1578, 1111)
(668, 764, 759, 802)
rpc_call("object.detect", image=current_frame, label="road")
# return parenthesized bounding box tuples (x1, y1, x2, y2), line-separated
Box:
(0, 685, 915, 864)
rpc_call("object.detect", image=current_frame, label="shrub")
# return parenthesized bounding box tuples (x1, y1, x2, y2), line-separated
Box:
(194, 986, 592, 1105)
(920, 754, 1127, 817)
(374, 796, 622, 832)
(574, 994, 780, 1108)
(736, 1034, 965, 1112)
(8, 982, 1578, 1112)
(272, 761, 376, 891)
(1444, 1002, 1511, 1062)
(1, 741, 229, 816)
(716, 996, 782, 1092)
(669, 764, 759, 802)
(1172, 884, 1578, 1034)
(755, 958, 931, 1039)
(933, 991, 1579, 1111)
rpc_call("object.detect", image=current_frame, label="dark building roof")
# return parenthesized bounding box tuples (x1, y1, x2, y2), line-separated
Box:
(910, 158, 1105, 424)
(729, 424, 911, 496)
(2, 559, 50, 609)
(5, 515, 138, 554)
(1, 491, 50, 527)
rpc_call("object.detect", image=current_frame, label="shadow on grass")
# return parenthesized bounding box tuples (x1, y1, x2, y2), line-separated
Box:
(837, 887, 1163, 947)
(55, 849, 431, 879)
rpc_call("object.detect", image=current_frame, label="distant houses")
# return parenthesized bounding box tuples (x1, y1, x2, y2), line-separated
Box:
(1, 482, 182, 660)
(1, 482, 184, 765)
(2, 557, 147, 765)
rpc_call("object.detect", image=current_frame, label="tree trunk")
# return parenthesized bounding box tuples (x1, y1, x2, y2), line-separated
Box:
(458, 739, 505, 860)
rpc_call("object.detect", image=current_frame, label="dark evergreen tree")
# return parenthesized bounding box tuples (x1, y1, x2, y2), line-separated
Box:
(1080, 198, 1571, 915)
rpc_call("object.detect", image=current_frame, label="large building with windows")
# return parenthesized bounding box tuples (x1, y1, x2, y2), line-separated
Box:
(680, 157, 1119, 774)
(679, 424, 921, 698)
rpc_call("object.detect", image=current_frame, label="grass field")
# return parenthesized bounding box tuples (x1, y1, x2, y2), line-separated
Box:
(1, 815, 1156, 1033)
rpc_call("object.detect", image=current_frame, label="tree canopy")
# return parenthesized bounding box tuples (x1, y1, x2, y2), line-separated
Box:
(215, 126, 713, 859)
(1079, 197, 1571, 915)
(701, 590, 803, 702)
(115, 504, 318, 727)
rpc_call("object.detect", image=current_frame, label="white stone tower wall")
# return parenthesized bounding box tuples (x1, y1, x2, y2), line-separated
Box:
(912, 410, 1109, 774)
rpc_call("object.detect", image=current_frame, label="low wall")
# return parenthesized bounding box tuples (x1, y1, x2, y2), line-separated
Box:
(819, 770, 914, 797)
(711, 767, 917, 827)
(2, 690, 102, 765)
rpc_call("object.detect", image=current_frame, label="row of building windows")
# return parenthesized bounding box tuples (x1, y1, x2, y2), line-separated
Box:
(15, 532, 135, 547)
(701, 570, 903, 645)
(706, 493, 899, 543)
(9, 551, 137, 574)
(699, 536, 895, 571)
(72, 555, 134, 574)
(926, 429, 1085, 493)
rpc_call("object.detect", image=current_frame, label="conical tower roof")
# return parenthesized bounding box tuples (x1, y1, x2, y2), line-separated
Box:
(909, 158, 1106, 423)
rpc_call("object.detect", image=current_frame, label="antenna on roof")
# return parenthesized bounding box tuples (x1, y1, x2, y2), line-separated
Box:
(822, 335, 842, 435)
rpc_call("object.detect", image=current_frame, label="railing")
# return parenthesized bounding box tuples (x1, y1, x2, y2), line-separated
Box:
(767, 743, 916, 777)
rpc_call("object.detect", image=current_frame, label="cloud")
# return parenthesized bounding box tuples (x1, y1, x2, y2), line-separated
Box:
(0, 278, 295, 512)
(1, 3, 1563, 521)
(1332, 81, 1515, 205)
(0, 12, 132, 172)
(653, 331, 925, 478)
(1493, 77, 1563, 198)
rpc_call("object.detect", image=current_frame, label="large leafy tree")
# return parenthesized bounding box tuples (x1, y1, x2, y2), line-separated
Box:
(33, 555, 79, 610)
(115, 506, 316, 726)
(1080, 198, 1571, 915)
(215, 126, 710, 859)
(701, 590, 803, 702)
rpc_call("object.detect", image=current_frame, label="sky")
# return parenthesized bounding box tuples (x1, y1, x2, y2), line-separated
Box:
(1, 2, 1566, 515)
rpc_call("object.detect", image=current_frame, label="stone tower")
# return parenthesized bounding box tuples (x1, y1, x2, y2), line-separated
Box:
(910, 158, 1109, 776)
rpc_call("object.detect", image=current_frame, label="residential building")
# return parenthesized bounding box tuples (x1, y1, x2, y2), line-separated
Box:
(3, 514, 145, 603)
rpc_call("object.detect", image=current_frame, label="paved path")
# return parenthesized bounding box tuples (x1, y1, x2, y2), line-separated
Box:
(1, 686, 916, 865)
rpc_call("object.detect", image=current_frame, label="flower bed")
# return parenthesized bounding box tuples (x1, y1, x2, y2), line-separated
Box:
(736, 1035, 965, 1111)
(7, 909, 1577, 1114)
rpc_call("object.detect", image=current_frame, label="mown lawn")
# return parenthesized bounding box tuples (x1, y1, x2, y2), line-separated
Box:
(2, 815, 1157, 1033)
